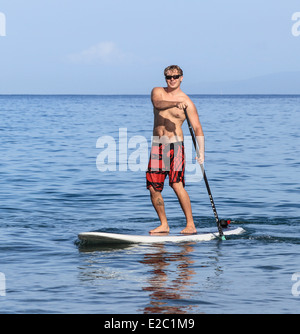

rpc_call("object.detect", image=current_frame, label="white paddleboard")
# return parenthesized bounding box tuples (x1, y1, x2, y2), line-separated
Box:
(78, 227, 245, 245)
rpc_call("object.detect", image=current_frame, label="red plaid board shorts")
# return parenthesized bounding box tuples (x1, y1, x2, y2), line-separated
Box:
(146, 141, 185, 192)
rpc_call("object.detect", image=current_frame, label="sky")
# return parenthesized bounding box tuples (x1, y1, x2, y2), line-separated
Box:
(0, 0, 300, 94)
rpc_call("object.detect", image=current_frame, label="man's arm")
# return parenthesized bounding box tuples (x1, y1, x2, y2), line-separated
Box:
(151, 87, 187, 110)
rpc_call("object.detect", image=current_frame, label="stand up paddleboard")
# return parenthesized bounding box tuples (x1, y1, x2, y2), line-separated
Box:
(78, 227, 245, 245)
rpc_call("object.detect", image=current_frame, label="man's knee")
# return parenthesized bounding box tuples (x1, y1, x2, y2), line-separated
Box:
(170, 182, 184, 191)
(149, 186, 161, 197)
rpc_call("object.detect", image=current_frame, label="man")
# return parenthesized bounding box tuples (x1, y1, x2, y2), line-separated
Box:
(146, 65, 205, 234)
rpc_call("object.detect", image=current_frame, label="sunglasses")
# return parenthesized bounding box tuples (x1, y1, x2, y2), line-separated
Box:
(165, 75, 182, 80)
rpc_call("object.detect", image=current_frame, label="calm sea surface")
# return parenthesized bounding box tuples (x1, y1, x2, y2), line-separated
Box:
(0, 94, 299, 314)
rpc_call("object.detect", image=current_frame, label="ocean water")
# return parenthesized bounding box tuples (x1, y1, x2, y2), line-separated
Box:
(0, 94, 299, 314)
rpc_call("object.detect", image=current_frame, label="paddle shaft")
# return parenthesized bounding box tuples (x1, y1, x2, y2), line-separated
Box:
(183, 108, 225, 239)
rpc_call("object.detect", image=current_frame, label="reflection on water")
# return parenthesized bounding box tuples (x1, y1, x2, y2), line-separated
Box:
(78, 242, 224, 314)
(140, 243, 197, 314)
(77, 243, 136, 284)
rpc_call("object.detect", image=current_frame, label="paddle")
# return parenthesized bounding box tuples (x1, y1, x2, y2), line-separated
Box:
(183, 107, 226, 240)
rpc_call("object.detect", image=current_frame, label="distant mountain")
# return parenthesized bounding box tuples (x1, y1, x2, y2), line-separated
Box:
(189, 71, 300, 94)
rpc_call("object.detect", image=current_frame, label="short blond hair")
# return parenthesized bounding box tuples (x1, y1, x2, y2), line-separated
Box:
(164, 65, 183, 76)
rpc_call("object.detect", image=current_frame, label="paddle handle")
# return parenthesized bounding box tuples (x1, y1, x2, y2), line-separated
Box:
(183, 108, 225, 240)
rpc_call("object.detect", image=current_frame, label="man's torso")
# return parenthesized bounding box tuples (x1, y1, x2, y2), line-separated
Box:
(152, 87, 188, 143)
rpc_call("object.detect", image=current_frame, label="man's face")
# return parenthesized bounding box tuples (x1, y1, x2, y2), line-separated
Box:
(165, 70, 183, 90)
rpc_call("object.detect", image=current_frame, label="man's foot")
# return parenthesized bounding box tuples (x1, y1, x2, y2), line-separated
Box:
(149, 224, 170, 235)
(180, 226, 197, 234)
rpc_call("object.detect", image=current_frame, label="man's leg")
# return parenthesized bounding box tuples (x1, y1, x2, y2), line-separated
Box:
(149, 186, 170, 234)
(171, 182, 197, 234)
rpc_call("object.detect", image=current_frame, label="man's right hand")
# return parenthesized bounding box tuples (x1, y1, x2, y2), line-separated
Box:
(176, 102, 188, 110)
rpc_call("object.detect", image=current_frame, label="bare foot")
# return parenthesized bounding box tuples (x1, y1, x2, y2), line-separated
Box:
(150, 231, 170, 236)
(180, 226, 197, 235)
(149, 224, 170, 235)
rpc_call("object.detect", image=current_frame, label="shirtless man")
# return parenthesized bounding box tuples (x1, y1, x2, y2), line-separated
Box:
(146, 65, 205, 234)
